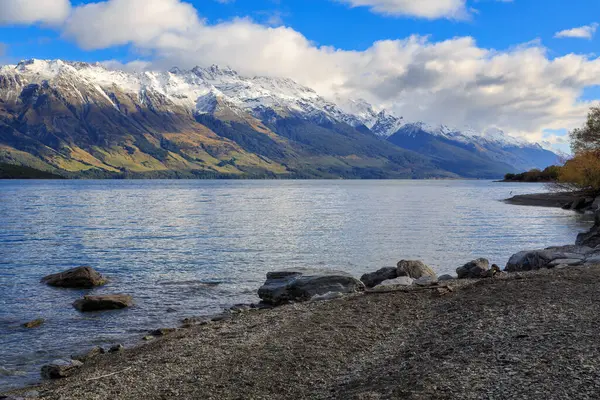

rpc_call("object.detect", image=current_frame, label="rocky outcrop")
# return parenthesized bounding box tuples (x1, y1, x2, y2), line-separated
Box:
(576, 211, 600, 247)
(457, 258, 490, 279)
(257, 268, 365, 305)
(505, 245, 594, 272)
(41, 359, 83, 379)
(41, 266, 107, 289)
(397, 260, 437, 279)
(73, 295, 133, 312)
(360, 267, 398, 288)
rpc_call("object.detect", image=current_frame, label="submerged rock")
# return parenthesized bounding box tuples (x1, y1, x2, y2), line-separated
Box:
(257, 268, 365, 305)
(396, 260, 437, 279)
(457, 258, 490, 279)
(41, 266, 107, 289)
(360, 267, 398, 288)
(41, 359, 83, 379)
(22, 319, 45, 329)
(73, 294, 133, 312)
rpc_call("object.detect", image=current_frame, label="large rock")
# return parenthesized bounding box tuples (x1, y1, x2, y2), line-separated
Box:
(41, 359, 83, 379)
(396, 260, 437, 279)
(360, 267, 398, 288)
(73, 294, 133, 312)
(257, 268, 365, 305)
(505, 245, 592, 272)
(576, 211, 600, 247)
(456, 258, 490, 279)
(41, 266, 107, 289)
(71, 346, 105, 363)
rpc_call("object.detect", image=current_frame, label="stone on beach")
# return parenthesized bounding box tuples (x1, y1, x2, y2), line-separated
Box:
(457, 258, 490, 279)
(41, 266, 107, 289)
(40, 360, 83, 380)
(360, 267, 398, 288)
(73, 295, 133, 312)
(257, 268, 365, 305)
(396, 260, 437, 279)
(376, 276, 414, 287)
(413, 276, 438, 286)
(71, 346, 105, 363)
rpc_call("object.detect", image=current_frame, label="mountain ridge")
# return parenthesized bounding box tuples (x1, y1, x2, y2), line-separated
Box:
(0, 59, 561, 179)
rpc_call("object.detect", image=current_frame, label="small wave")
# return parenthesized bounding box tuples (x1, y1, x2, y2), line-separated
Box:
(157, 280, 223, 287)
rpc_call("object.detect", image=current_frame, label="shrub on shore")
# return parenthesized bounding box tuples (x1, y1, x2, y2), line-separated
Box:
(504, 166, 562, 182)
(555, 106, 600, 193)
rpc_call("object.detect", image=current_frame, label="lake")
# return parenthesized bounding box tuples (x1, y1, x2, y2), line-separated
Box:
(0, 180, 592, 390)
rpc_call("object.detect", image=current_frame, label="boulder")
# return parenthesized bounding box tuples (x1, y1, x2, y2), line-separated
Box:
(360, 267, 398, 288)
(41, 359, 83, 379)
(73, 294, 133, 312)
(41, 266, 106, 289)
(257, 268, 365, 305)
(377, 276, 414, 287)
(506, 245, 591, 272)
(414, 276, 437, 286)
(397, 260, 437, 279)
(457, 258, 490, 279)
(22, 319, 44, 329)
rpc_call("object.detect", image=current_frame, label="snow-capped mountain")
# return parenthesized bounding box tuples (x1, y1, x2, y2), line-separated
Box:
(0, 59, 561, 178)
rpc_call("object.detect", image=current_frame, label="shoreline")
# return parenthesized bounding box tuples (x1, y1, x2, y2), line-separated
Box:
(3, 190, 600, 399)
(6, 266, 600, 399)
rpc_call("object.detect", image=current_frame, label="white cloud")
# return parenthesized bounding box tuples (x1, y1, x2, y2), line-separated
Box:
(6, 0, 600, 146)
(336, 0, 469, 19)
(555, 23, 598, 40)
(0, 0, 71, 25)
(63, 0, 200, 50)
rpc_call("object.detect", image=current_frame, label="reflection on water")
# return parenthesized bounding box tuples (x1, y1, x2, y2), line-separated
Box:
(0, 179, 592, 389)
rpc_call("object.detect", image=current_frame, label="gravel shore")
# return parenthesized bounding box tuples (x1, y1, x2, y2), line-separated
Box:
(7, 266, 600, 400)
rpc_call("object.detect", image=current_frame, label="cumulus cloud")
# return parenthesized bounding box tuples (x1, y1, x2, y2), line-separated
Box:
(336, 0, 469, 19)
(0, 0, 71, 25)
(555, 23, 598, 40)
(62, 0, 200, 49)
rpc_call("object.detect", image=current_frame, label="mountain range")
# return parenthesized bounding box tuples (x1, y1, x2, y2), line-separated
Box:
(0, 59, 561, 179)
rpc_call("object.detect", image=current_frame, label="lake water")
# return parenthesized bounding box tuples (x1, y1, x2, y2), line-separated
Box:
(0, 180, 593, 390)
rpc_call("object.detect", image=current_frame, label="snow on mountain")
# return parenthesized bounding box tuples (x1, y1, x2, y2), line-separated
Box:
(1, 59, 558, 156)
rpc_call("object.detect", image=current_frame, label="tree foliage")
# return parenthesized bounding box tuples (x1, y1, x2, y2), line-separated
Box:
(571, 106, 600, 154)
(558, 150, 600, 192)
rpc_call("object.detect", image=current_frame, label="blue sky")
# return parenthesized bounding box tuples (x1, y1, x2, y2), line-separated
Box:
(2, 0, 599, 63)
(1, 0, 599, 152)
